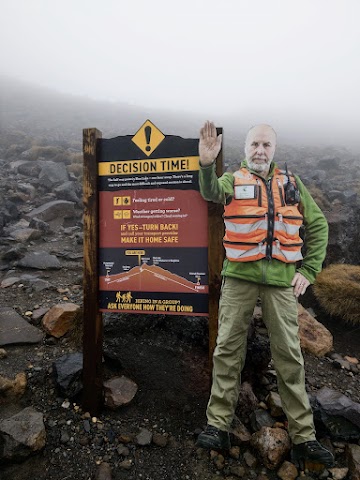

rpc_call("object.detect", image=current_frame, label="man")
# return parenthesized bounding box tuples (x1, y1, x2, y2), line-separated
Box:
(195, 121, 334, 468)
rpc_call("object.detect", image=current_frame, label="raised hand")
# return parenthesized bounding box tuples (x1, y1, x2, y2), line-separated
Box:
(199, 121, 223, 166)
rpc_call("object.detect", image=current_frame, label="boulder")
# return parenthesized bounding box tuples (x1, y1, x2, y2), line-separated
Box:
(9, 228, 42, 243)
(297, 304, 333, 356)
(250, 409, 275, 432)
(311, 391, 360, 441)
(53, 352, 83, 397)
(236, 381, 259, 418)
(27, 200, 75, 222)
(18, 251, 61, 270)
(103, 376, 138, 409)
(230, 416, 252, 445)
(0, 307, 43, 346)
(0, 407, 46, 462)
(42, 303, 80, 338)
(250, 427, 291, 470)
(316, 387, 360, 428)
(39, 161, 69, 187)
(54, 181, 80, 203)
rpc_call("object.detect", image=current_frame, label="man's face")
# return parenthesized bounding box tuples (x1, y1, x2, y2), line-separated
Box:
(244, 125, 277, 174)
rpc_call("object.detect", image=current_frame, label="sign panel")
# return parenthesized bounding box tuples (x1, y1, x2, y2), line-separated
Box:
(98, 120, 208, 316)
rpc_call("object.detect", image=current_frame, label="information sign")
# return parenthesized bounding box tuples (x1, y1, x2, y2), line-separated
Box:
(98, 120, 209, 316)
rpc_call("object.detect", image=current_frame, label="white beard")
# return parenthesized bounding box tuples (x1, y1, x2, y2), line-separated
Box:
(247, 159, 272, 173)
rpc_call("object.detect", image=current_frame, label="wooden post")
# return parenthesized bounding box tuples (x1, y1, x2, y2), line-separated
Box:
(82, 128, 103, 415)
(208, 128, 224, 373)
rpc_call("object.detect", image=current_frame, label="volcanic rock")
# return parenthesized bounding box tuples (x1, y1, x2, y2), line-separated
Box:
(236, 381, 259, 418)
(266, 392, 284, 417)
(230, 416, 252, 445)
(9, 228, 42, 243)
(18, 251, 61, 270)
(54, 181, 80, 203)
(95, 462, 112, 480)
(0, 307, 43, 345)
(42, 302, 80, 337)
(316, 387, 360, 428)
(26, 200, 75, 222)
(250, 427, 291, 470)
(346, 444, 360, 480)
(53, 352, 83, 397)
(250, 409, 275, 432)
(39, 161, 69, 187)
(277, 460, 298, 480)
(135, 428, 152, 446)
(0, 407, 46, 462)
(297, 304, 333, 356)
(103, 376, 138, 409)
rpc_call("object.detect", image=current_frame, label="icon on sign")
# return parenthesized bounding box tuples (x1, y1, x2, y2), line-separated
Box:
(123, 196, 131, 205)
(113, 211, 123, 219)
(113, 197, 122, 206)
(122, 210, 131, 219)
(132, 120, 165, 157)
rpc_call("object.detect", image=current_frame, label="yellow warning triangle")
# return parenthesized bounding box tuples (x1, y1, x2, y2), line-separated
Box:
(131, 120, 165, 157)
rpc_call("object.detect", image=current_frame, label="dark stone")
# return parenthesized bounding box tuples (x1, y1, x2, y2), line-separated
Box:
(0, 307, 43, 346)
(316, 387, 360, 428)
(2, 200, 20, 224)
(1, 246, 27, 262)
(17, 251, 61, 270)
(0, 407, 46, 462)
(29, 217, 51, 233)
(39, 161, 69, 188)
(54, 181, 80, 203)
(250, 409, 275, 432)
(17, 161, 42, 177)
(310, 393, 360, 441)
(27, 200, 75, 222)
(53, 352, 83, 398)
(236, 381, 259, 419)
(83, 420, 91, 433)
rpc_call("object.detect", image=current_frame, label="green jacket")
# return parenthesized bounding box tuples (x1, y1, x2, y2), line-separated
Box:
(199, 160, 328, 287)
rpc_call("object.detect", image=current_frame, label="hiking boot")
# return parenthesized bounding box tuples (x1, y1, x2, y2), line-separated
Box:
(291, 441, 334, 469)
(195, 425, 231, 450)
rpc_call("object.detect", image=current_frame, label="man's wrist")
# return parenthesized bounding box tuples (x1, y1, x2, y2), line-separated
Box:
(199, 158, 216, 167)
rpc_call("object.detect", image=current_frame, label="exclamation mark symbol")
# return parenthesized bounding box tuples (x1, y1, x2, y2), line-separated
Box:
(145, 126, 152, 152)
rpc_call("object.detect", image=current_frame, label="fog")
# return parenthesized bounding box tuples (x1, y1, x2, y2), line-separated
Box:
(1, 0, 360, 148)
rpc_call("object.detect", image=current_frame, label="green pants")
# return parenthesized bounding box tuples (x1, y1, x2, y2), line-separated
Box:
(207, 277, 316, 445)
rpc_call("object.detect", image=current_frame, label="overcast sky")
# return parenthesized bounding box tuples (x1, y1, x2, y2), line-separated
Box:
(1, 0, 360, 146)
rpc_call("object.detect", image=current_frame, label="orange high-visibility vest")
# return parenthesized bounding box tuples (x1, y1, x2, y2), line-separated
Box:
(223, 167, 303, 263)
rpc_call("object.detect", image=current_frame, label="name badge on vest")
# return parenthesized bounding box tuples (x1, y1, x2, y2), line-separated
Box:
(234, 184, 257, 200)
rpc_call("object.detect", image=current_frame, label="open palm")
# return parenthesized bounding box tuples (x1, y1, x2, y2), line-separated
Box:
(199, 121, 222, 166)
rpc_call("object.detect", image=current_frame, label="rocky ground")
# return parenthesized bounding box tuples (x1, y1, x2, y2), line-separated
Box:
(0, 132, 360, 480)
(0, 225, 360, 480)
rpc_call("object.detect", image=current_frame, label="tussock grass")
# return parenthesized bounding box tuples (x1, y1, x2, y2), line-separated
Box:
(314, 264, 360, 324)
(27, 145, 64, 160)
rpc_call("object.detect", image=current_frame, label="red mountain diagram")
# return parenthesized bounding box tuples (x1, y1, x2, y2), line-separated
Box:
(99, 264, 208, 293)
